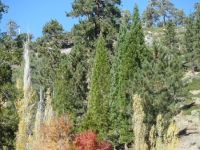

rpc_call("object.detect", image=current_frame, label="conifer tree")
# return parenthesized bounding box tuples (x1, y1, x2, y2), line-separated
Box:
(194, 5, 200, 69)
(82, 34, 110, 139)
(162, 20, 179, 63)
(108, 23, 127, 147)
(184, 14, 195, 73)
(53, 0, 121, 129)
(0, 0, 8, 23)
(132, 41, 183, 149)
(109, 4, 148, 147)
(53, 47, 88, 127)
(163, 20, 178, 49)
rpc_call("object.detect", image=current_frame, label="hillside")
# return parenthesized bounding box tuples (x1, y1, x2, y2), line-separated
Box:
(144, 26, 185, 47)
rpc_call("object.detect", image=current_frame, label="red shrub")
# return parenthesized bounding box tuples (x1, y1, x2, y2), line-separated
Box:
(74, 130, 112, 150)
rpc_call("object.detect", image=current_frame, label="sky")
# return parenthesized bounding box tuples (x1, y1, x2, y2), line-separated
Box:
(0, 0, 199, 40)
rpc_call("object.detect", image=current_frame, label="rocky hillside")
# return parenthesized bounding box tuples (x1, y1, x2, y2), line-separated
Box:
(173, 71, 200, 150)
(143, 26, 185, 48)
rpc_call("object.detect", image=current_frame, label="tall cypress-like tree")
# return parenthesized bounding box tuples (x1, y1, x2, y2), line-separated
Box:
(109, 4, 148, 148)
(109, 23, 127, 147)
(82, 34, 110, 140)
(184, 14, 195, 73)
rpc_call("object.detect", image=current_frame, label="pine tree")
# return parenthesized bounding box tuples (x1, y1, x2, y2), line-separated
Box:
(0, 4, 19, 148)
(53, 0, 121, 129)
(184, 14, 195, 74)
(132, 41, 183, 149)
(35, 19, 63, 89)
(142, 0, 159, 28)
(53, 46, 88, 127)
(156, 0, 175, 26)
(0, 0, 8, 23)
(82, 34, 110, 139)
(194, 5, 200, 69)
(162, 20, 179, 63)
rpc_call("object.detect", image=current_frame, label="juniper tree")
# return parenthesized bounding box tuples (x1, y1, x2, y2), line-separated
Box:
(82, 34, 110, 140)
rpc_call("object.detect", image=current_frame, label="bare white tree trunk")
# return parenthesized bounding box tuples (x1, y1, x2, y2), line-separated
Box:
(16, 32, 33, 150)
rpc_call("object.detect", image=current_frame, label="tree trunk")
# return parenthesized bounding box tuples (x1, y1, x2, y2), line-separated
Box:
(124, 142, 128, 150)
(163, 15, 166, 27)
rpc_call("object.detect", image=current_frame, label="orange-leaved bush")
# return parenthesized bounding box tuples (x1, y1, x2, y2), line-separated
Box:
(74, 130, 112, 150)
(32, 115, 73, 150)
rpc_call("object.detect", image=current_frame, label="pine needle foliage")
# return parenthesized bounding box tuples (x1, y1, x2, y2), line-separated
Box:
(132, 40, 183, 149)
(184, 14, 196, 73)
(194, 5, 200, 69)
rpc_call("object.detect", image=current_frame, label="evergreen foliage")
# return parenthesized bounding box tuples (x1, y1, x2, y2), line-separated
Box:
(184, 14, 196, 73)
(132, 40, 183, 148)
(109, 23, 127, 147)
(163, 20, 178, 49)
(142, 5, 159, 27)
(0, 7, 19, 148)
(0, 0, 8, 23)
(142, 0, 185, 27)
(82, 34, 110, 139)
(53, 0, 121, 130)
(109, 4, 148, 147)
(35, 19, 63, 89)
(53, 45, 88, 126)
(194, 5, 200, 69)
(1, 1, 200, 149)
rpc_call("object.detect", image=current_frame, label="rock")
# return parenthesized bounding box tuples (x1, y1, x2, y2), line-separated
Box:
(191, 110, 199, 117)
